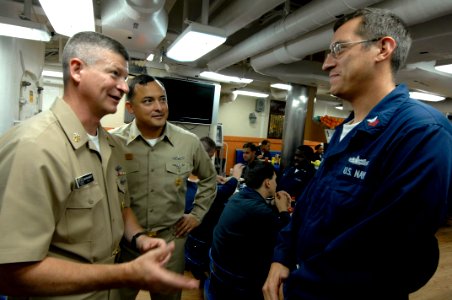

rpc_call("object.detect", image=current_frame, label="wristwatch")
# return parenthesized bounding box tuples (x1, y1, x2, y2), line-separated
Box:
(131, 231, 147, 251)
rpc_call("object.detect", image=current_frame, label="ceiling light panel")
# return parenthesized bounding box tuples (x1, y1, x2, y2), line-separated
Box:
(167, 23, 227, 62)
(0, 16, 50, 41)
(39, 0, 95, 37)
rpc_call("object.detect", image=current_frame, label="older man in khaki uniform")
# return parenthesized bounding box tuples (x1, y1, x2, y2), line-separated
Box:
(0, 32, 198, 300)
(111, 74, 217, 300)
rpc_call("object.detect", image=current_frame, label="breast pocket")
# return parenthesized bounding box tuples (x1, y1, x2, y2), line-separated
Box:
(165, 161, 192, 176)
(65, 183, 103, 243)
(124, 160, 142, 198)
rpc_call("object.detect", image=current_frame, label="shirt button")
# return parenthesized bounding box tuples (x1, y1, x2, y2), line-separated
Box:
(150, 189, 154, 192)
(88, 199, 94, 204)
(151, 169, 154, 172)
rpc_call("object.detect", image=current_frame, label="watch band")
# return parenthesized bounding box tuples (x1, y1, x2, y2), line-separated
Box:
(131, 231, 147, 251)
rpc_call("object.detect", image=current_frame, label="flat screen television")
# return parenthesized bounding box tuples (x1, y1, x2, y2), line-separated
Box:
(157, 77, 220, 125)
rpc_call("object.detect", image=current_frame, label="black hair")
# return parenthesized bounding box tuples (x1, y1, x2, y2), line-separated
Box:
(243, 142, 258, 152)
(200, 136, 217, 153)
(126, 74, 164, 102)
(296, 145, 315, 161)
(244, 161, 275, 189)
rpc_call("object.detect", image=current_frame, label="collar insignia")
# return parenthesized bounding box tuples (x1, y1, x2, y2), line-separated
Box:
(367, 116, 379, 127)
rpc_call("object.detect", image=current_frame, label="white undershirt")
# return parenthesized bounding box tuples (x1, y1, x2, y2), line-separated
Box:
(87, 132, 100, 152)
(340, 121, 361, 141)
(146, 135, 164, 147)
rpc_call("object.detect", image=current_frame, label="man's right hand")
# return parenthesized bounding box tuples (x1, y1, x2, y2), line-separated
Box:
(231, 163, 245, 180)
(263, 262, 290, 300)
(127, 241, 199, 293)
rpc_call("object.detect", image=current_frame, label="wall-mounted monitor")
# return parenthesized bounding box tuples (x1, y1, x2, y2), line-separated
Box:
(157, 77, 220, 125)
(124, 76, 220, 125)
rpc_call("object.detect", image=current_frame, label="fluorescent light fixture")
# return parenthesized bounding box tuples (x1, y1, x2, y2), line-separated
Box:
(200, 71, 253, 84)
(271, 83, 292, 90)
(42, 69, 63, 78)
(233, 90, 269, 98)
(335, 105, 343, 110)
(410, 91, 445, 102)
(146, 53, 155, 61)
(167, 22, 227, 62)
(39, 0, 95, 37)
(0, 16, 51, 41)
(435, 64, 452, 74)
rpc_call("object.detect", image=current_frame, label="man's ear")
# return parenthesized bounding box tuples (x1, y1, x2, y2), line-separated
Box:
(69, 58, 84, 83)
(376, 36, 397, 63)
(264, 178, 271, 189)
(125, 101, 135, 115)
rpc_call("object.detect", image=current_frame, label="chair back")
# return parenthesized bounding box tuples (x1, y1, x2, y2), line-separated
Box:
(185, 234, 210, 280)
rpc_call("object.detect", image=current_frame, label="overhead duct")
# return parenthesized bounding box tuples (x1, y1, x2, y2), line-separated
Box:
(101, 0, 167, 55)
(251, 25, 332, 71)
(261, 60, 329, 88)
(207, 0, 383, 72)
(251, 0, 452, 72)
(209, 0, 285, 36)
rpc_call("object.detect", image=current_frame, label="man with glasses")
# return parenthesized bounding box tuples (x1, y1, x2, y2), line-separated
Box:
(264, 8, 452, 300)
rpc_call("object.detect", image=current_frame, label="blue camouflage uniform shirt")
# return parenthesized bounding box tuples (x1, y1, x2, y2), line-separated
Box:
(273, 84, 452, 300)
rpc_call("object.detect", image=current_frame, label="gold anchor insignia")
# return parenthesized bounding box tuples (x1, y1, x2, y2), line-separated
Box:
(72, 133, 81, 142)
(175, 177, 183, 186)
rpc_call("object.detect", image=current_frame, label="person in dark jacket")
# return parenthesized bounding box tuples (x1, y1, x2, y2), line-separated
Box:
(277, 145, 316, 200)
(263, 7, 452, 300)
(256, 139, 272, 160)
(184, 137, 244, 281)
(209, 162, 291, 300)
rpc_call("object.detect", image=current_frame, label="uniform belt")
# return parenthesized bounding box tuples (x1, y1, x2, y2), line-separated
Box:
(145, 227, 171, 237)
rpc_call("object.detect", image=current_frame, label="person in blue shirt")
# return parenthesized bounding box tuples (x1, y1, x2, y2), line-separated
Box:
(263, 7, 452, 300)
(277, 145, 316, 200)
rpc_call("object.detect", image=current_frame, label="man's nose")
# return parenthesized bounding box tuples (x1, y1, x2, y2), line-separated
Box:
(322, 53, 335, 71)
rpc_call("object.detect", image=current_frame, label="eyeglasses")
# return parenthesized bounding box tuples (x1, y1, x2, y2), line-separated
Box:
(328, 37, 382, 58)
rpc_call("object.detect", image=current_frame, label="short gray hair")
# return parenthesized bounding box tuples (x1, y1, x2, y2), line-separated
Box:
(62, 31, 129, 84)
(334, 8, 411, 76)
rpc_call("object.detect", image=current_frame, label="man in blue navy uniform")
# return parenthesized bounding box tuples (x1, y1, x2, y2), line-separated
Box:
(277, 145, 316, 200)
(264, 8, 452, 300)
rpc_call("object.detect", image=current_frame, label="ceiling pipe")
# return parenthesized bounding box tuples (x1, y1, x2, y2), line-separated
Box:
(21, 0, 32, 20)
(207, 0, 383, 72)
(201, 0, 209, 24)
(209, 0, 285, 36)
(251, 0, 452, 72)
(251, 25, 332, 71)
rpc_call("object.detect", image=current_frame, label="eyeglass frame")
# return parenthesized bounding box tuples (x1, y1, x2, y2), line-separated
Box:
(327, 37, 383, 58)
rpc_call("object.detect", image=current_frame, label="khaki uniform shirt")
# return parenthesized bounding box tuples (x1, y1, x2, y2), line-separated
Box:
(110, 120, 216, 230)
(0, 99, 129, 300)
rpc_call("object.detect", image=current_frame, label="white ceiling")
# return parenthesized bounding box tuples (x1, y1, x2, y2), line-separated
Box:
(2, 0, 452, 112)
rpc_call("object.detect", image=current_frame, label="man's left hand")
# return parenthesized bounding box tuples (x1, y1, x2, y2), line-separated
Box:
(175, 214, 200, 237)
